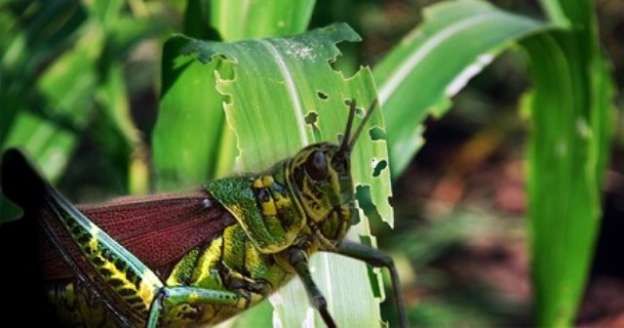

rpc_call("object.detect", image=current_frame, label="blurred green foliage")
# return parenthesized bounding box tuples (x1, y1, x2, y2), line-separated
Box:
(0, 0, 619, 327)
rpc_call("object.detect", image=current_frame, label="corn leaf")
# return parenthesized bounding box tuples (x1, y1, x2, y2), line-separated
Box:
(154, 0, 317, 191)
(524, 0, 614, 325)
(153, 23, 393, 327)
(184, 0, 316, 41)
(373, 0, 548, 176)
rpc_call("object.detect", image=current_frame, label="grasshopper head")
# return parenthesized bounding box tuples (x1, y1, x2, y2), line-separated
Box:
(288, 99, 378, 246)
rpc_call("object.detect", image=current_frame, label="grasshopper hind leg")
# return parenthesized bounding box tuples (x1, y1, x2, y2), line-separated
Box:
(1, 150, 163, 325)
(47, 280, 118, 328)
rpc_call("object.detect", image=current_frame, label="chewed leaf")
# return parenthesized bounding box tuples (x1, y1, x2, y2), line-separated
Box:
(178, 23, 394, 226)
(374, 0, 548, 176)
(158, 23, 394, 327)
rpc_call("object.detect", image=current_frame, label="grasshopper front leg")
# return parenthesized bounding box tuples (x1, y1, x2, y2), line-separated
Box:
(287, 248, 337, 328)
(327, 240, 408, 328)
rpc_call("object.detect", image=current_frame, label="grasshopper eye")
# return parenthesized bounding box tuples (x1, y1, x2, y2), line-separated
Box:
(305, 151, 327, 180)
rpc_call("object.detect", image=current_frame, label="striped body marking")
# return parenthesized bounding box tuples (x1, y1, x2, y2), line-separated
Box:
(44, 187, 163, 323)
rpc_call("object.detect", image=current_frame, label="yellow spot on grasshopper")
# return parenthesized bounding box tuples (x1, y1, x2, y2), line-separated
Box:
(261, 200, 277, 216)
(88, 238, 98, 253)
(253, 178, 264, 188)
(88, 225, 100, 252)
(275, 195, 291, 208)
(192, 238, 224, 289)
(103, 262, 141, 300)
(138, 270, 162, 309)
(262, 175, 274, 186)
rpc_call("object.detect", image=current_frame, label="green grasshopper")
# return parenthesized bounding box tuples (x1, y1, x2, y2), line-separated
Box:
(1, 99, 406, 327)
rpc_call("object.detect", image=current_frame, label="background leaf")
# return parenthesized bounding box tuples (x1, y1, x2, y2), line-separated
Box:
(1, 13, 101, 221)
(95, 64, 150, 195)
(524, 0, 614, 325)
(152, 38, 231, 189)
(369, 0, 615, 325)
(373, 0, 548, 176)
(207, 0, 316, 41)
(0, 0, 162, 220)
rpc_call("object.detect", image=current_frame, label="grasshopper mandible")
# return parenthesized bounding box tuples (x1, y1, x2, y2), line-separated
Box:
(0, 99, 407, 327)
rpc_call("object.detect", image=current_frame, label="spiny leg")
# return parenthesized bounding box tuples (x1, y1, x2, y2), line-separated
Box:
(288, 248, 337, 328)
(147, 286, 249, 328)
(327, 240, 407, 328)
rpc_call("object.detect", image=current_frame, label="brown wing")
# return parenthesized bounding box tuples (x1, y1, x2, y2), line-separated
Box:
(40, 190, 235, 280)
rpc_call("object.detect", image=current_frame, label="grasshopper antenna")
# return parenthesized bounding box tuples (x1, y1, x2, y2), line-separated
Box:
(338, 98, 357, 155)
(347, 98, 378, 150)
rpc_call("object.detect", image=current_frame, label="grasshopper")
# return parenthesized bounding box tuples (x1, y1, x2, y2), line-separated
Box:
(0, 99, 406, 327)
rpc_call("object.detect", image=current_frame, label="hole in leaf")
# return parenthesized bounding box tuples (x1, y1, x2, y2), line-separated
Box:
(317, 91, 329, 100)
(222, 94, 232, 105)
(355, 185, 383, 225)
(369, 127, 386, 141)
(215, 56, 236, 81)
(328, 42, 358, 78)
(305, 111, 318, 125)
(372, 160, 387, 177)
(305, 111, 321, 140)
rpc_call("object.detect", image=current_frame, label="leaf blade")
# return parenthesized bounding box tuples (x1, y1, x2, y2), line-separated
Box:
(374, 0, 548, 176)
(525, 0, 614, 325)
(209, 0, 316, 41)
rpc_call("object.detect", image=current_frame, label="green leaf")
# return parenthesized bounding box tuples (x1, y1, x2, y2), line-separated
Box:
(2, 24, 102, 176)
(208, 0, 316, 41)
(153, 38, 231, 190)
(25, 4, 159, 203)
(0, 1, 160, 219)
(155, 0, 317, 191)
(0, 1, 87, 221)
(0, 24, 102, 222)
(228, 300, 274, 328)
(92, 1, 163, 196)
(0, 1, 88, 147)
(153, 23, 393, 327)
(95, 64, 149, 195)
(524, 0, 614, 326)
(373, 0, 548, 176)
(523, 32, 612, 328)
